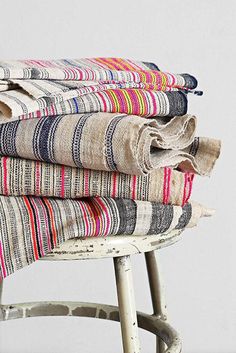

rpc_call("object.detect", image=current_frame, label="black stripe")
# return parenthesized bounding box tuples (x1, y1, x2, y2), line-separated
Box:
(166, 91, 188, 117)
(175, 203, 192, 229)
(189, 137, 200, 157)
(115, 198, 137, 235)
(148, 203, 174, 235)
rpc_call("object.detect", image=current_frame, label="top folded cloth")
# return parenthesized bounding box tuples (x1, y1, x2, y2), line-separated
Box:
(0, 57, 200, 121)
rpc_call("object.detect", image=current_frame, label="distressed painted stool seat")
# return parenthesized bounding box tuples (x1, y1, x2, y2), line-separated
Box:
(0, 229, 184, 353)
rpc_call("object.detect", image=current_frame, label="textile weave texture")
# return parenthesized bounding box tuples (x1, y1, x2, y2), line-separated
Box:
(0, 156, 194, 206)
(0, 195, 207, 279)
(0, 57, 199, 121)
(0, 112, 220, 176)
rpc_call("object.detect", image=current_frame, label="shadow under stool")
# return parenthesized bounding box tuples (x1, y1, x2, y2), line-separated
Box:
(0, 229, 183, 353)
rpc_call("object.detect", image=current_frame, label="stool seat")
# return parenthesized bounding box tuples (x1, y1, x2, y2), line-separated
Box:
(43, 229, 183, 261)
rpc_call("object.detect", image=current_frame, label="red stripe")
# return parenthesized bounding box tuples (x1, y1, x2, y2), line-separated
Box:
(23, 196, 39, 260)
(0, 241, 7, 278)
(80, 201, 90, 236)
(132, 175, 137, 199)
(60, 165, 65, 198)
(96, 91, 108, 111)
(162, 167, 167, 204)
(42, 198, 57, 247)
(166, 168, 172, 204)
(84, 169, 90, 197)
(35, 161, 40, 196)
(94, 197, 111, 236)
(112, 172, 117, 198)
(182, 173, 188, 207)
(185, 173, 195, 204)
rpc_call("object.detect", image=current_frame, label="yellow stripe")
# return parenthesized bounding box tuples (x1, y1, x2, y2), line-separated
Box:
(122, 90, 133, 114)
(116, 58, 137, 71)
(108, 90, 120, 111)
(134, 89, 145, 115)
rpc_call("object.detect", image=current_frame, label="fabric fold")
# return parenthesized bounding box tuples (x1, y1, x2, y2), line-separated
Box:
(0, 57, 199, 120)
(0, 195, 211, 279)
(0, 88, 188, 121)
(0, 112, 220, 176)
(0, 156, 194, 206)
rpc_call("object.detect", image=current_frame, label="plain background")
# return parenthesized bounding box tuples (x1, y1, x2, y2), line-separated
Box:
(0, 0, 235, 352)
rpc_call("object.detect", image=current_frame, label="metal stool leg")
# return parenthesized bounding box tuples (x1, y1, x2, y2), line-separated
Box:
(114, 255, 141, 353)
(145, 251, 167, 353)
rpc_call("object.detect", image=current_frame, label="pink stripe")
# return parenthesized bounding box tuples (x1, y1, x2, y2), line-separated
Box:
(148, 90, 158, 116)
(30, 198, 45, 256)
(80, 201, 90, 236)
(95, 198, 111, 236)
(112, 172, 117, 198)
(60, 165, 65, 198)
(96, 91, 108, 111)
(162, 167, 167, 204)
(182, 172, 188, 207)
(35, 161, 40, 196)
(132, 175, 137, 199)
(3, 156, 8, 195)
(185, 173, 195, 204)
(84, 169, 89, 197)
(165, 168, 172, 204)
(0, 241, 7, 278)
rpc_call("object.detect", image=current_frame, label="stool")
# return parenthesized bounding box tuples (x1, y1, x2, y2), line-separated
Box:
(0, 229, 183, 353)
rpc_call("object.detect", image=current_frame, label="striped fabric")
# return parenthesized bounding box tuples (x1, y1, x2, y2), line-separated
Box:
(0, 88, 188, 121)
(0, 156, 194, 206)
(0, 195, 208, 279)
(0, 112, 220, 176)
(0, 57, 200, 121)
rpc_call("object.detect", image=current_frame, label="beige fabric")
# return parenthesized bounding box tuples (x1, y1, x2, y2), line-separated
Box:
(0, 156, 194, 205)
(0, 112, 220, 176)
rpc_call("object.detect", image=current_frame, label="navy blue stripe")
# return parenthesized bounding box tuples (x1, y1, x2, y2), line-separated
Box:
(105, 114, 126, 171)
(72, 114, 93, 168)
(0, 121, 19, 156)
(33, 116, 62, 163)
(72, 97, 79, 113)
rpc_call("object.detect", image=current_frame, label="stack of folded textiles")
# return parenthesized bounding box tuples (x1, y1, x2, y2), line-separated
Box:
(0, 57, 221, 279)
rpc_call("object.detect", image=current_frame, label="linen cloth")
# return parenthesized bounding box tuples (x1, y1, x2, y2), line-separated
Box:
(0, 195, 211, 279)
(0, 156, 194, 206)
(0, 57, 200, 120)
(0, 112, 220, 176)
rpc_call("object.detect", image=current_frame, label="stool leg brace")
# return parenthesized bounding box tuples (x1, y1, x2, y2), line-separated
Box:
(0, 251, 181, 353)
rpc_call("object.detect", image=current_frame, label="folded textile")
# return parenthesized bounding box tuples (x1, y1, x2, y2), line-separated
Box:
(0, 57, 196, 86)
(0, 195, 212, 279)
(0, 156, 194, 206)
(0, 112, 220, 176)
(0, 57, 200, 120)
(0, 88, 188, 121)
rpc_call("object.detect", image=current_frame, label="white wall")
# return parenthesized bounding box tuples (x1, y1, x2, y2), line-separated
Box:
(0, 0, 235, 352)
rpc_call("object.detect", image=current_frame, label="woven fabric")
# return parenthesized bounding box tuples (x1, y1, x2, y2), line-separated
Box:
(0, 57, 199, 120)
(0, 112, 220, 176)
(0, 195, 208, 279)
(0, 88, 188, 121)
(0, 156, 194, 206)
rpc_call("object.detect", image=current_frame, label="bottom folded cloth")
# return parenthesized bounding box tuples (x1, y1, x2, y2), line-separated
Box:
(0, 196, 213, 279)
